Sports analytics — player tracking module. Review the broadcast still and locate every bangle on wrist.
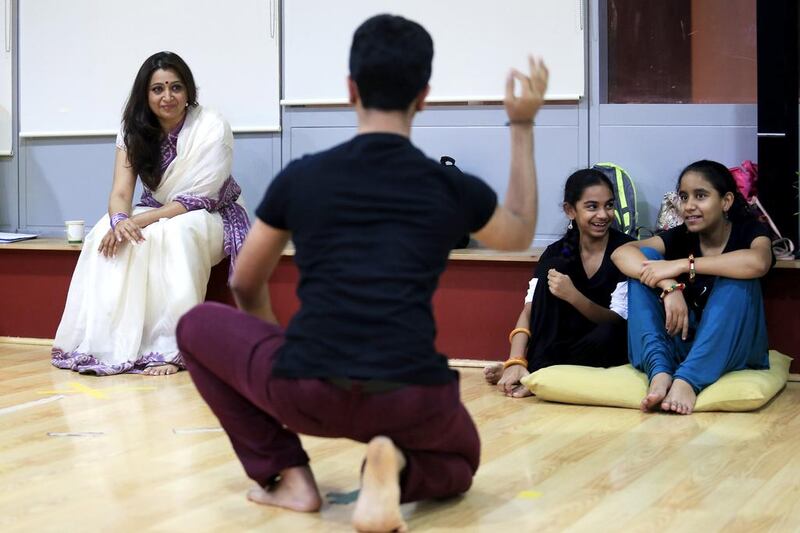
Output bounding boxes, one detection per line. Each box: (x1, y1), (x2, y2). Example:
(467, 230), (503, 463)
(508, 327), (531, 344)
(688, 254), (696, 282)
(659, 282), (686, 300)
(110, 212), (129, 230)
(503, 358), (528, 370)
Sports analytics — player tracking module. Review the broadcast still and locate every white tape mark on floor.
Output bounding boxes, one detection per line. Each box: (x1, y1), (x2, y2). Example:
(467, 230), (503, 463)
(173, 427), (224, 434)
(0, 395), (65, 416)
(47, 432), (105, 437)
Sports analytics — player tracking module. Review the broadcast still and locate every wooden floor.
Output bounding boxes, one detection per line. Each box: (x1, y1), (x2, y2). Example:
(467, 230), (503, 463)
(2, 344), (800, 532)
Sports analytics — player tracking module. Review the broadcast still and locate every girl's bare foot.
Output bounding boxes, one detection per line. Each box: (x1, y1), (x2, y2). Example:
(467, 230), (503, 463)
(247, 465), (322, 512)
(509, 384), (533, 398)
(484, 363), (504, 385)
(641, 372), (672, 412)
(352, 436), (407, 533)
(142, 363), (180, 376)
(661, 378), (697, 415)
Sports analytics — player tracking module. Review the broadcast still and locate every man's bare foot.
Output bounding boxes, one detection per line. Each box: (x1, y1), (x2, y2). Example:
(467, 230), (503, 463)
(142, 363), (180, 376)
(661, 378), (697, 415)
(484, 363), (504, 385)
(352, 436), (408, 533)
(247, 465), (322, 512)
(641, 372), (672, 412)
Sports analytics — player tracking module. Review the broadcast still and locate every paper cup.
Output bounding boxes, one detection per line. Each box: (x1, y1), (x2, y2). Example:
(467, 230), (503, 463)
(65, 220), (85, 244)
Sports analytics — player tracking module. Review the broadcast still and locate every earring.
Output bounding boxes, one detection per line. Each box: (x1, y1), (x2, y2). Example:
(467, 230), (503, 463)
(568, 220), (573, 230)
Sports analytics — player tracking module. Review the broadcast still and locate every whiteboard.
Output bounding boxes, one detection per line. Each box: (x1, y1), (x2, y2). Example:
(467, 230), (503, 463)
(19, 0), (280, 137)
(1, 0), (11, 155)
(283, 0), (585, 105)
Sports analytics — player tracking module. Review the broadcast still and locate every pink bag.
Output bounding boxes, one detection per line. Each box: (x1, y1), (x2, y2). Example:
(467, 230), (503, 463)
(729, 161), (795, 260)
(729, 160), (759, 200)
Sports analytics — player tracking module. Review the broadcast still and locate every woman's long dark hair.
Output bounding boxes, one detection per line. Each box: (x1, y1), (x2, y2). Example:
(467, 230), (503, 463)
(677, 160), (756, 223)
(560, 169), (615, 262)
(122, 51), (198, 190)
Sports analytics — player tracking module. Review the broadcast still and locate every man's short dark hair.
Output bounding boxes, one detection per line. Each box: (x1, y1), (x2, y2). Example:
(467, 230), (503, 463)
(349, 14), (434, 111)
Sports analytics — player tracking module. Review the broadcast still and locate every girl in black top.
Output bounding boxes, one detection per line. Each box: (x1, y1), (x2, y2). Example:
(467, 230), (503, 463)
(485, 169), (633, 398)
(612, 160), (772, 415)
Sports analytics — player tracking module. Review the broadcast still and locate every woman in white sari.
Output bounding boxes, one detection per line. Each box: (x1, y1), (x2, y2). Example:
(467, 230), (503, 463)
(52, 51), (249, 376)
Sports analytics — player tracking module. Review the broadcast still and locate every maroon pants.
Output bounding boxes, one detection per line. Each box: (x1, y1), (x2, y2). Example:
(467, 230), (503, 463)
(176, 302), (481, 503)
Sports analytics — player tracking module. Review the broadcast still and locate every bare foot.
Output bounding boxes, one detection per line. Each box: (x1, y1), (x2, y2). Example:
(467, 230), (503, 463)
(661, 378), (697, 415)
(509, 384), (533, 398)
(247, 465), (322, 512)
(352, 436), (408, 533)
(142, 363), (181, 376)
(484, 363), (504, 385)
(641, 372), (672, 412)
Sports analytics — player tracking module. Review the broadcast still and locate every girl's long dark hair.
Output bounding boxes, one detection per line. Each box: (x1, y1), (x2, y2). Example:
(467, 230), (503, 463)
(560, 169), (615, 262)
(677, 160), (756, 223)
(121, 51), (198, 190)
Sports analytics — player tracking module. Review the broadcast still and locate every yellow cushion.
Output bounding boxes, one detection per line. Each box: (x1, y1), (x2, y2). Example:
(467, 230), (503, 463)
(519, 350), (791, 412)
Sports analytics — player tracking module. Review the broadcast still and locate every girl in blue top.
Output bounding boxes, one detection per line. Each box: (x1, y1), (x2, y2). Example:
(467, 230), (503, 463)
(612, 160), (772, 414)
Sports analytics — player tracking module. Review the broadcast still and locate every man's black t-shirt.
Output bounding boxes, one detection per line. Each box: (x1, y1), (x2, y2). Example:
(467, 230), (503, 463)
(659, 218), (772, 313)
(256, 133), (498, 384)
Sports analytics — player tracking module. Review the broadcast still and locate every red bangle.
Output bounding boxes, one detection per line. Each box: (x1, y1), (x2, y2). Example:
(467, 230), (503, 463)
(660, 282), (686, 300)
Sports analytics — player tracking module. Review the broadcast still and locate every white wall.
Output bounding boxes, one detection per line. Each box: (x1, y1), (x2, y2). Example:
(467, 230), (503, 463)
(19, 0), (280, 136)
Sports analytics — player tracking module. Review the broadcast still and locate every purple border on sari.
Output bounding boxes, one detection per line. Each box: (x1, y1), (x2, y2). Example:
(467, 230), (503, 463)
(138, 176), (250, 278)
(159, 117), (183, 174)
(135, 117), (250, 278)
(51, 348), (185, 376)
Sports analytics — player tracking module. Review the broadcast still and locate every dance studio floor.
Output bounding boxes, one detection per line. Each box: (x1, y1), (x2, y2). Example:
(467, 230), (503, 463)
(2, 342), (800, 532)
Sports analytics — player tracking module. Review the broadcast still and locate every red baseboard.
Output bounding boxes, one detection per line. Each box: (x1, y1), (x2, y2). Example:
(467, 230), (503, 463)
(2, 249), (798, 372)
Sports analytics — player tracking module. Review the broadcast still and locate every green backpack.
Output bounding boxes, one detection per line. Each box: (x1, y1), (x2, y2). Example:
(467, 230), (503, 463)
(592, 162), (639, 238)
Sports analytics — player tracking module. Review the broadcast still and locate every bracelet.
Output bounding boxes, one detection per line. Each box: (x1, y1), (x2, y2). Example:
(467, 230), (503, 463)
(508, 327), (531, 344)
(688, 254), (696, 282)
(503, 358), (528, 370)
(659, 282), (686, 300)
(110, 212), (129, 230)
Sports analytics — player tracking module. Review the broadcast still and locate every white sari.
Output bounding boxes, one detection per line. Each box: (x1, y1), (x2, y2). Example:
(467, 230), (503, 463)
(52, 106), (247, 375)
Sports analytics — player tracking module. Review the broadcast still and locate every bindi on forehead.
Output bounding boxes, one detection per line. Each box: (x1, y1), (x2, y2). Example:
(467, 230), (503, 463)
(150, 69), (181, 83)
(150, 81), (181, 88)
